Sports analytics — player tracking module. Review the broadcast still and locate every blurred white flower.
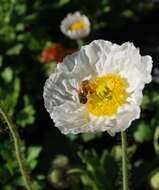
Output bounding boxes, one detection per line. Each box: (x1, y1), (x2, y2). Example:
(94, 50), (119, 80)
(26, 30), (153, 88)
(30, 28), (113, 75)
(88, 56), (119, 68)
(43, 40), (152, 136)
(60, 11), (90, 40)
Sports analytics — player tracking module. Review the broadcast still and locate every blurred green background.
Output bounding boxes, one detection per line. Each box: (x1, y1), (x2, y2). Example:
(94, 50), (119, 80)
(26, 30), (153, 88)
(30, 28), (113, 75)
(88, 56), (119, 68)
(0, 0), (159, 189)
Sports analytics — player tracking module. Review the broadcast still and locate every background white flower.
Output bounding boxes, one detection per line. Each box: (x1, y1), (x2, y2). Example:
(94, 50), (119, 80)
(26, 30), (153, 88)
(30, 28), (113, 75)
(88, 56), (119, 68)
(43, 40), (152, 136)
(60, 11), (90, 40)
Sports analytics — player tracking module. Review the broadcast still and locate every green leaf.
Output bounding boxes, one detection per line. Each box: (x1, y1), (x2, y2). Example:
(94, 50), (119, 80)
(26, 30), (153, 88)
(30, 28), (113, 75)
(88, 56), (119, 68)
(111, 144), (137, 162)
(154, 126), (159, 155)
(16, 95), (35, 127)
(54, 0), (70, 7)
(3, 185), (13, 190)
(0, 55), (3, 67)
(111, 145), (122, 161)
(80, 175), (93, 187)
(1, 67), (13, 83)
(10, 78), (21, 110)
(31, 180), (44, 190)
(26, 146), (42, 170)
(43, 61), (57, 76)
(149, 168), (159, 190)
(16, 34), (26, 41)
(0, 142), (18, 175)
(102, 6), (111, 13)
(134, 121), (153, 142)
(0, 77), (21, 115)
(15, 23), (25, 32)
(44, 41), (55, 49)
(29, 160), (38, 170)
(127, 144), (137, 159)
(15, 4), (27, 16)
(141, 95), (150, 110)
(152, 93), (159, 104)
(134, 160), (144, 167)
(15, 174), (45, 190)
(81, 133), (97, 142)
(6, 44), (23, 56)
(78, 149), (117, 190)
(100, 150), (109, 167)
(122, 10), (135, 18)
(52, 155), (69, 168)
(28, 38), (41, 51)
(66, 134), (78, 141)
(93, 22), (106, 30)
(27, 146), (42, 163)
(25, 13), (37, 22)
(67, 168), (84, 175)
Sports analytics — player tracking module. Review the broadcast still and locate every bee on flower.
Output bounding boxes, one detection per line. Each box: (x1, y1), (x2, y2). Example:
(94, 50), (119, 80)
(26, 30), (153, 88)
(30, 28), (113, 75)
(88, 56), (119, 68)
(60, 11), (91, 40)
(77, 80), (93, 104)
(43, 40), (152, 136)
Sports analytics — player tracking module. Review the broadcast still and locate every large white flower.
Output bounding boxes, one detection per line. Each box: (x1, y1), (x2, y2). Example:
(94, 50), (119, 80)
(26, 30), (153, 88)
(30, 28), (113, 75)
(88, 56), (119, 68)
(43, 40), (152, 136)
(60, 11), (90, 40)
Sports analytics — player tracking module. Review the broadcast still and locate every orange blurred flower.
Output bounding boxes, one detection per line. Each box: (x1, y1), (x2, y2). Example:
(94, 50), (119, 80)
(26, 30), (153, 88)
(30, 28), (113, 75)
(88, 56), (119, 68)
(40, 44), (77, 63)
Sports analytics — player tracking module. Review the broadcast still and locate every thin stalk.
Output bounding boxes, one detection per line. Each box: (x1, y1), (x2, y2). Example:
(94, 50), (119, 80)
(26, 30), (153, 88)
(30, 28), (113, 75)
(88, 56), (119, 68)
(0, 104), (32, 190)
(77, 39), (84, 48)
(121, 131), (129, 190)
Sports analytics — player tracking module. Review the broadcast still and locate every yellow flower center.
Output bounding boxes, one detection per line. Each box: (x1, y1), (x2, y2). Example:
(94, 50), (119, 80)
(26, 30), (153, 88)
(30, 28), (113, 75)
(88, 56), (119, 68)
(85, 74), (129, 117)
(69, 21), (86, 31)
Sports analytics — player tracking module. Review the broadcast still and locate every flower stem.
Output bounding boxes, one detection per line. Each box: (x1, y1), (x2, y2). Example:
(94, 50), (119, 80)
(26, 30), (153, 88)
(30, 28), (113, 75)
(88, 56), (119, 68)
(0, 104), (32, 190)
(77, 39), (84, 48)
(121, 131), (129, 190)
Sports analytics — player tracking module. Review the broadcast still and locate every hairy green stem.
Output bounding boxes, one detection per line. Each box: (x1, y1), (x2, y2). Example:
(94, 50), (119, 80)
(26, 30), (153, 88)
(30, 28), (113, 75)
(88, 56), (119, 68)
(0, 104), (32, 190)
(121, 131), (129, 190)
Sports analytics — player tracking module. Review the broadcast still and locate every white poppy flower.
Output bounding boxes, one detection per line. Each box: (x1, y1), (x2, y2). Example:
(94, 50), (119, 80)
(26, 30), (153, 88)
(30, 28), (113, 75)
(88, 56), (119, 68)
(43, 40), (152, 136)
(60, 11), (90, 40)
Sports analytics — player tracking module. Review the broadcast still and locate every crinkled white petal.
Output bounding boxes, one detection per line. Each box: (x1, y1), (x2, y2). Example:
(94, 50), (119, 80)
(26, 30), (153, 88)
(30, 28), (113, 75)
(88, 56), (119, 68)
(51, 101), (116, 134)
(60, 11), (90, 40)
(107, 104), (140, 136)
(43, 40), (153, 136)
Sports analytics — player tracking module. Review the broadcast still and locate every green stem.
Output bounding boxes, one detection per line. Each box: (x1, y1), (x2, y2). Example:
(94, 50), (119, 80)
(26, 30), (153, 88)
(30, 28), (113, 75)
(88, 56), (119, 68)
(0, 104), (32, 190)
(77, 39), (84, 48)
(121, 131), (129, 190)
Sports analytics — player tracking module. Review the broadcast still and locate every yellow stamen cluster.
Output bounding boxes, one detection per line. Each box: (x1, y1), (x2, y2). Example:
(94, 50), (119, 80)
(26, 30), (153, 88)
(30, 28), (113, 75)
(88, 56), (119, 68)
(85, 74), (129, 117)
(69, 21), (86, 31)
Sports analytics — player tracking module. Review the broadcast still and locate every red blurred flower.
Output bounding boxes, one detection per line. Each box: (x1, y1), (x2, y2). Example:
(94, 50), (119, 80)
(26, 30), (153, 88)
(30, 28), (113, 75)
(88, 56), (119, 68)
(40, 44), (77, 63)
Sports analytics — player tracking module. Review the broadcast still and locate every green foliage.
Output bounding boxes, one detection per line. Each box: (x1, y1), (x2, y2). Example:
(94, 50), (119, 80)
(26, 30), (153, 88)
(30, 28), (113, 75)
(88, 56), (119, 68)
(77, 145), (137, 190)
(6, 44), (23, 56)
(53, 0), (71, 8)
(16, 96), (35, 127)
(0, 55), (3, 67)
(134, 121), (153, 142)
(0, 141), (18, 176)
(67, 132), (102, 142)
(26, 146), (42, 170)
(43, 61), (57, 76)
(149, 168), (159, 190)
(0, 140), (43, 190)
(154, 126), (159, 155)
(0, 0), (26, 42)
(0, 76), (21, 115)
(78, 149), (118, 190)
(81, 133), (102, 142)
(1, 67), (13, 83)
